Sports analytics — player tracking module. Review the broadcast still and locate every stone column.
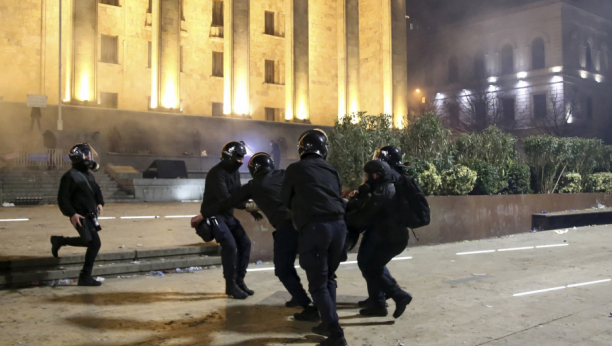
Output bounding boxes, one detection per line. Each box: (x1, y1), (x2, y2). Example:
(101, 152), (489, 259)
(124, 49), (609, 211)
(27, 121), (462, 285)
(150, 0), (160, 108)
(390, 0), (408, 127)
(62, 0), (74, 103)
(338, 0), (359, 118)
(284, 0), (294, 120)
(224, 0), (233, 114)
(72, 0), (97, 103)
(232, 0), (249, 116)
(293, 0), (309, 122)
(159, 0), (180, 109)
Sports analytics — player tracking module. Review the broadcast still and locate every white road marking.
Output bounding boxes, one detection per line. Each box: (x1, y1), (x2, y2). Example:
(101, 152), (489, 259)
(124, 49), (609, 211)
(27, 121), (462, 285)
(513, 286), (566, 297)
(120, 216), (159, 219)
(498, 246), (534, 252)
(566, 279), (611, 288)
(247, 265), (300, 272)
(391, 256), (413, 261)
(0, 218), (29, 222)
(457, 250), (496, 255)
(535, 244), (569, 248)
(98, 217), (116, 220)
(165, 215), (196, 218)
(341, 261), (358, 265)
(514, 279), (611, 296)
(247, 260), (411, 273)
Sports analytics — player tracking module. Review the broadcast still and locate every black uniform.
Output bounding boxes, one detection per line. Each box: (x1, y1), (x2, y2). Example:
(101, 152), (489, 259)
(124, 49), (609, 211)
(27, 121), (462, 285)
(201, 161), (251, 284)
(216, 169), (312, 308)
(57, 167), (104, 277)
(345, 173), (410, 310)
(281, 154), (347, 337)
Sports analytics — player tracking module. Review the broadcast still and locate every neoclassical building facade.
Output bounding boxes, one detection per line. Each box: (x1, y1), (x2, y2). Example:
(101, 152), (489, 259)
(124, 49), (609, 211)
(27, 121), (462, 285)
(0, 0), (408, 127)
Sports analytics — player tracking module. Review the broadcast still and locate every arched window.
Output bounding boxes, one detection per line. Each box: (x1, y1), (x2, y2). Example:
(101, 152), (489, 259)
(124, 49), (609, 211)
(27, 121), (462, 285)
(448, 55), (459, 83)
(501, 44), (514, 75)
(474, 51), (486, 79)
(586, 42), (594, 71)
(531, 38), (545, 70)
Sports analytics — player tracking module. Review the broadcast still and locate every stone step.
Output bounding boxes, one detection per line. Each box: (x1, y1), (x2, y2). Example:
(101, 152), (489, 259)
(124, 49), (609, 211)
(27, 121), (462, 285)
(0, 245), (221, 287)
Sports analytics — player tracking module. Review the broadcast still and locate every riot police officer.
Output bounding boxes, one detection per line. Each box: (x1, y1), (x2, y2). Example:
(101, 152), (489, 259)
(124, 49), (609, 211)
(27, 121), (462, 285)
(345, 160), (413, 318)
(50, 143), (104, 286)
(211, 152), (313, 310)
(192, 141), (254, 299)
(281, 129), (348, 346)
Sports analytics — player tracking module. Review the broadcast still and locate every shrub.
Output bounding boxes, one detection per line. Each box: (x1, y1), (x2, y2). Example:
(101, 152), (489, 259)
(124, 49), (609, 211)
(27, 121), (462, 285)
(440, 165), (477, 196)
(405, 160), (442, 196)
(453, 125), (517, 170)
(523, 135), (574, 194)
(584, 172), (612, 193)
(328, 113), (399, 190)
(557, 173), (582, 193)
(506, 163), (532, 194)
(464, 160), (507, 195)
(399, 112), (452, 162)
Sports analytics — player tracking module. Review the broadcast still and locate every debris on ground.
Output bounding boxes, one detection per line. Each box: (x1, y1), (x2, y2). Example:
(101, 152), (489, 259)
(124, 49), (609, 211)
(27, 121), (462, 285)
(256, 260), (263, 265)
(554, 229), (569, 234)
(530, 229), (538, 233)
(137, 244), (143, 247)
(185, 267), (202, 272)
(148, 271), (164, 277)
(541, 211), (547, 214)
(95, 277), (105, 282)
(396, 341), (405, 346)
(119, 245), (125, 248)
(131, 261), (141, 264)
(2, 202), (15, 207)
(51, 279), (72, 286)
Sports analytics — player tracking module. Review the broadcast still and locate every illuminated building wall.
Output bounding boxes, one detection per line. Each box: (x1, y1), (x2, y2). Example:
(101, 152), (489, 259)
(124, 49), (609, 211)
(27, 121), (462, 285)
(0, 0), (408, 128)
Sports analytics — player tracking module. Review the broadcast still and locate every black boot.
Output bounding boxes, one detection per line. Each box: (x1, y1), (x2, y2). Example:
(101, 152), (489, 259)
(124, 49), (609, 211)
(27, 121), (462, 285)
(285, 297), (300, 308)
(78, 273), (102, 287)
(294, 305), (320, 322)
(225, 280), (248, 299)
(50, 236), (63, 258)
(392, 292), (413, 318)
(320, 336), (348, 346)
(358, 297), (388, 308)
(312, 322), (331, 337)
(359, 305), (388, 317)
(237, 282), (254, 295)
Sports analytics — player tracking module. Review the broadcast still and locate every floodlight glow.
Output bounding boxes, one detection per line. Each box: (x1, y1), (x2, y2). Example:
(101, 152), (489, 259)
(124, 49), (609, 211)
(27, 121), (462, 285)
(517, 71), (528, 79)
(595, 74), (603, 83)
(487, 76), (498, 83)
(580, 70), (588, 79)
(416, 89), (421, 93)
(551, 66), (563, 73)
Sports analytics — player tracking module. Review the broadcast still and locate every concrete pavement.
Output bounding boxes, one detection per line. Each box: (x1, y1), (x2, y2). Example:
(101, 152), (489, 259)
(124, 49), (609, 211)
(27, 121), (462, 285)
(0, 224), (611, 345)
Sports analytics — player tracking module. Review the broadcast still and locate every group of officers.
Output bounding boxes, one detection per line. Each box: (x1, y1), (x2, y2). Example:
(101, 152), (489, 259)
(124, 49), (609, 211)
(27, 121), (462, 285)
(50, 129), (416, 346)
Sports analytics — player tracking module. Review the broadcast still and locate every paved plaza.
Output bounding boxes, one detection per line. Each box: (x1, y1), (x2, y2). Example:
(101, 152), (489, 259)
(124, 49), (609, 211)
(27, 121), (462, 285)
(0, 211), (611, 345)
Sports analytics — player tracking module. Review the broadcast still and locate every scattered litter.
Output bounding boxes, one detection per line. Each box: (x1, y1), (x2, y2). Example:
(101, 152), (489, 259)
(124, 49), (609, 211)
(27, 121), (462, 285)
(598, 203), (606, 209)
(95, 277), (105, 282)
(486, 305), (493, 308)
(185, 267), (202, 272)
(610, 312), (612, 317)
(570, 209), (575, 212)
(137, 244), (143, 247)
(176, 268), (182, 273)
(131, 261), (141, 264)
(473, 274), (487, 276)
(119, 245), (125, 248)
(541, 211), (547, 214)
(554, 229), (569, 234)
(530, 229), (537, 233)
(573, 227), (577, 230)
(1, 202), (15, 207)
(256, 260), (263, 265)
(51, 279), (72, 286)
(165, 320), (175, 326)
(396, 341), (405, 346)
(149, 271), (164, 277)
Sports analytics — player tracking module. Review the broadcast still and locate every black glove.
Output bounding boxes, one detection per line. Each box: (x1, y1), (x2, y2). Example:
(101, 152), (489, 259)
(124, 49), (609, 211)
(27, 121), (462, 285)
(356, 183), (371, 199)
(250, 211), (264, 221)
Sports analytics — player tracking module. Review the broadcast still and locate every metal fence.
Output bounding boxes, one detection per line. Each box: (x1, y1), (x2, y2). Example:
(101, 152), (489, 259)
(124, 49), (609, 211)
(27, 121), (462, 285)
(3, 149), (71, 168)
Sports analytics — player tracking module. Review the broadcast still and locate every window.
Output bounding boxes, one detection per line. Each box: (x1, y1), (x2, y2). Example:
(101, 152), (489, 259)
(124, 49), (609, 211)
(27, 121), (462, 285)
(501, 44), (514, 75)
(265, 11), (275, 35)
(502, 98), (515, 121)
(586, 42), (594, 72)
(265, 60), (275, 83)
(147, 41), (152, 68)
(533, 94), (547, 119)
(474, 51), (486, 79)
(212, 1), (223, 27)
(100, 92), (118, 108)
(212, 51), (223, 77)
(100, 0), (119, 6)
(587, 97), (593, 119)
(448, 56), (459, 83)
(147, 0), (152, 13)
(212, 102), (224, 117)
(265, 108), (276, 121)
(447, 102), (460, 127)
(531, 38), (545, 70)
(101, 35), (118, 64)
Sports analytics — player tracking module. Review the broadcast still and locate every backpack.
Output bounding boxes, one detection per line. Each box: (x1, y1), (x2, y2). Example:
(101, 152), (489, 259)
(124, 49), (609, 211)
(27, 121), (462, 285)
(195, 217), (218, 242)
(394, 175), (431, 229)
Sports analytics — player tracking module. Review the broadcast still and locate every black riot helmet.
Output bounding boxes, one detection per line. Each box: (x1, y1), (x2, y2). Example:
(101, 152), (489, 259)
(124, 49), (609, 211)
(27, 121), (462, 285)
(298, 129), (329, 160)
(373, 145), (405, 168)
(221, 141), (247, 163)
(248, 152), (275, 177)
(363, 160), (390, 181)
(69, 143), (100, 172)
